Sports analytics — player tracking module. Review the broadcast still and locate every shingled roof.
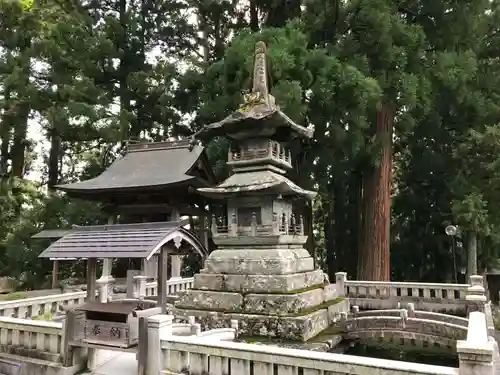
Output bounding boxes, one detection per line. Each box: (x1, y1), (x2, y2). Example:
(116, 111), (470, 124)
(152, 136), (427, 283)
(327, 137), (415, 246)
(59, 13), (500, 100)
(55, 140), (214, 196)
(38, 220), (208, 260)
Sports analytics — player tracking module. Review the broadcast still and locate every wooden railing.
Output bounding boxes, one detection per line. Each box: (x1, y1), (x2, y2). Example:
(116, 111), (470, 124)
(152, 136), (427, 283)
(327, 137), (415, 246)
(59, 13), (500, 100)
(0, 291), (86, 319)
(160, 335), (458, 375)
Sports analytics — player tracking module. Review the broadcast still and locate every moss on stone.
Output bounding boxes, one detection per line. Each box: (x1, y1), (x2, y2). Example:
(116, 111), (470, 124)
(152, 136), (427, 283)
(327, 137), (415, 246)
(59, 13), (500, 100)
(175, 297), (345, 317)
(187, 283), (328, 297)
(0, 291), (27, 301)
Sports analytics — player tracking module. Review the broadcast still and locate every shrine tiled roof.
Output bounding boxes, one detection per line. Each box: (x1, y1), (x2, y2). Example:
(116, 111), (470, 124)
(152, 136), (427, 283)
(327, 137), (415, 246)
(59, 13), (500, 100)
(55, 140), (212, 195)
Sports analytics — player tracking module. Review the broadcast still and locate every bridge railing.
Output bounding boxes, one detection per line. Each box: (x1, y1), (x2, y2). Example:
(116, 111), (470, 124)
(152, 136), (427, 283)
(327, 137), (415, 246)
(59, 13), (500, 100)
(352, 305), (469, 328)
(336, 272), (486, 314)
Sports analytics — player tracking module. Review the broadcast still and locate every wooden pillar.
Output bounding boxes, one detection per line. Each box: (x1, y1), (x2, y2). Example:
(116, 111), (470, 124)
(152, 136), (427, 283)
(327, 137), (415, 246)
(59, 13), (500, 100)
(157, 246), (168, 314)
(86, 258), (97, 302)
(51, 260), (59, 289)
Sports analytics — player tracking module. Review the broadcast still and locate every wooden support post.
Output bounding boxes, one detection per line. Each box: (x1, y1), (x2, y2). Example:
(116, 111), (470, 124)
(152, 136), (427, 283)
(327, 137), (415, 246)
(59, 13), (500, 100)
(52, 260), (59, 289)
(86, 258), (97, 302)
(157, 246), (168, 314)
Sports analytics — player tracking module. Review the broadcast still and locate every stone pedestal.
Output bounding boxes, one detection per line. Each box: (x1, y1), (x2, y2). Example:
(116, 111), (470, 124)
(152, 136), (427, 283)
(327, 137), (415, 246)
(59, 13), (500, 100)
(174, 238), (344, 341)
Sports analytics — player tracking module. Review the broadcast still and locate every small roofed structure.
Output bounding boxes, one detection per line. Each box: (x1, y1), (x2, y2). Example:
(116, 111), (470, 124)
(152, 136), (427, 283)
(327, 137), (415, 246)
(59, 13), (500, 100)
(36, 139), (217, 289)
(37, 220), (208, 260)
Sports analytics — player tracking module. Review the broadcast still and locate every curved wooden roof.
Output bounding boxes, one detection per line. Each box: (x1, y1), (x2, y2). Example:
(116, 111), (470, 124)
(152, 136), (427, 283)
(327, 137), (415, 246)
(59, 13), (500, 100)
(55, 140), (215, 196)
(37, 221), (209, 260)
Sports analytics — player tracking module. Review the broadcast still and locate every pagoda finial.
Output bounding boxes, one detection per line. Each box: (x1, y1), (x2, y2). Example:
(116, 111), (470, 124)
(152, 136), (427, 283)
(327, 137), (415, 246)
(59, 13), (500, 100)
(239, 41), (275, 111)
(252, 41), (269, 103)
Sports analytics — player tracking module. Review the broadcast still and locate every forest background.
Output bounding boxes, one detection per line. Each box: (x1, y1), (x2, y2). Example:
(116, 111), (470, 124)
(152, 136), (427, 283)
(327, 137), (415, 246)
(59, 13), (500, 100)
(2, 0), (500, 289)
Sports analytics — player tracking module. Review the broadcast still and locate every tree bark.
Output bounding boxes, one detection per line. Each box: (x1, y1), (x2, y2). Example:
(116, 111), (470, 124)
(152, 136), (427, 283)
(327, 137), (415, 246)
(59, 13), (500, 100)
(47, 128), (61, 190)
(358, 101), (394, 281)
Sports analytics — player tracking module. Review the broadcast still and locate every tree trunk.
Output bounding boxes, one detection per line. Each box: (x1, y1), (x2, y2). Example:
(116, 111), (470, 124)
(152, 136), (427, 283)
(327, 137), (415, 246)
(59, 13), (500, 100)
(0, 89), (12, 176)
(47, 128), (61, 190)
(10, 103), (29, 178)
(358, 101), (394, 281)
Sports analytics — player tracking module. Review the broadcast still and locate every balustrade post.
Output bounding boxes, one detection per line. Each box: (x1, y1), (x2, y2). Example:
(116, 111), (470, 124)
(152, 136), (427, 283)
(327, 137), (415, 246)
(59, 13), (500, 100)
(272, 212), (279, 234)
(291, 214), (296, 235)
(169, 255), (184, 280)
(299, 215), (304, 235)
(211, 214), (218, 235)
(231, 319), (239, 339)
(335, 272), (347, 297)
(457, 312), (495, 375)
(133, 275), (148, 300)
(146, 314), (173, 375)
(251, 212), (257, 236)
(407, 302), (415, 317)
(230, 213), (238, 236)
(467, 275), (487, 314)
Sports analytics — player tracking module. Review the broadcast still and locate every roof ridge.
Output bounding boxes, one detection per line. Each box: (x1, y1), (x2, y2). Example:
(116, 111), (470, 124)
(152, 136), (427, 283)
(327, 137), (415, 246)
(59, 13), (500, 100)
(127, 139), (194, 153)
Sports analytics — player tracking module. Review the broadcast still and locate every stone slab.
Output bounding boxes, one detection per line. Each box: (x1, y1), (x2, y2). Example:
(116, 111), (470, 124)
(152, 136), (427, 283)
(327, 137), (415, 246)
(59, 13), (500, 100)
(204, 248), (314, 275)
(213, 235), (308, 247)
(244, 289), (324, 314)
(171, 307), (330, 342)
(176, 290), (243, 311)
(193, 269), (325, 293)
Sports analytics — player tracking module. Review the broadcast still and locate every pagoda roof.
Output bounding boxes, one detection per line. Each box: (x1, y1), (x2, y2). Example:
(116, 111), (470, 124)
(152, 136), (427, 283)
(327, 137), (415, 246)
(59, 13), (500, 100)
(197, 169), (316, 200)
(192, 105), (314, 143)
(56, 140), (215, 198)
(192, 41), (314, 144)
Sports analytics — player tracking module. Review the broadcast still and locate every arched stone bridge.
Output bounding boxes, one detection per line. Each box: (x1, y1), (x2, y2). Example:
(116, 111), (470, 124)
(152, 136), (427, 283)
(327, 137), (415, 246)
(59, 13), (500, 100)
(342, 305), (468, 350)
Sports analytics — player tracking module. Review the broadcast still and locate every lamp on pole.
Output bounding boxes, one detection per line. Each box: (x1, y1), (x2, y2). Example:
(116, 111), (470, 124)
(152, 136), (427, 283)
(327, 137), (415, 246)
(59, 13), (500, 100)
(445, 225), (458, 283)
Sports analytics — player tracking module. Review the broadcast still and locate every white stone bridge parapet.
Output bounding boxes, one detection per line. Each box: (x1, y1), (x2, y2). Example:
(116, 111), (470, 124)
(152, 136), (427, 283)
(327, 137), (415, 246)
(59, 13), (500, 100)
(343, 305), (468, 350)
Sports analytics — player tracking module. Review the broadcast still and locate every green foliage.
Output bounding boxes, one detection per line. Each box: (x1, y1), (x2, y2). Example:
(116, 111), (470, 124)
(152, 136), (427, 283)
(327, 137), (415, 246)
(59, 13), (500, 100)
(1, 0), (500, 287)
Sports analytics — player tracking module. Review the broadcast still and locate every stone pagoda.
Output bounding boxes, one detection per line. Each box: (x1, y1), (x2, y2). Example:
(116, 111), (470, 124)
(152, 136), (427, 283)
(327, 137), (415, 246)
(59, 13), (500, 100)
(174, 42), (339, 342)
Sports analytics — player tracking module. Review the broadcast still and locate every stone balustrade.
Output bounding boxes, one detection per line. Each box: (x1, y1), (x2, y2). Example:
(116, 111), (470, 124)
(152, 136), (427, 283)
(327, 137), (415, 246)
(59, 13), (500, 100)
(352, 307), (469, 327)
(159, 331), (458, 375)
(338, 272), (474, 314)
(144, 277), (194, 297)
(0, 316), (63, 362)
(0, 291), (87, 319)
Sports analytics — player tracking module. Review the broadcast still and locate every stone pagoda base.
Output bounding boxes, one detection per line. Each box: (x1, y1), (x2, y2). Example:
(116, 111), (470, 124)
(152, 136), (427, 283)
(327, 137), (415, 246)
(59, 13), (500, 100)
(173, 268), (349, 341)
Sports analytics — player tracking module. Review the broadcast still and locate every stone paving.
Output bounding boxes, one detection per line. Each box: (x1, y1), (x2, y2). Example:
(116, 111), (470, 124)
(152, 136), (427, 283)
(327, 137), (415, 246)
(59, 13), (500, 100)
(81, 350), (137, 375)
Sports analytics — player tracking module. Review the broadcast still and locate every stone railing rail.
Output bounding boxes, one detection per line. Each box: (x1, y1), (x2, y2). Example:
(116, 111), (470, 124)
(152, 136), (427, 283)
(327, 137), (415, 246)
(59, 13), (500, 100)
(352, 308), (469, 328)
(336, 273), (475, 313)
(145, 277), (194, 297)
(0, 291), (86, 319)
(345, 315), (467, 340)
(160, 334), (458, 375)
(0, 316), (63, 362)
(344, 280), (468, 300)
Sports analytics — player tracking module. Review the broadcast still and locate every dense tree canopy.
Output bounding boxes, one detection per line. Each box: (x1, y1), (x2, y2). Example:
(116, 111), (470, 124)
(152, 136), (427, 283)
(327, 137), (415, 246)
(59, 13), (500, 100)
(2, 0), (500, 289)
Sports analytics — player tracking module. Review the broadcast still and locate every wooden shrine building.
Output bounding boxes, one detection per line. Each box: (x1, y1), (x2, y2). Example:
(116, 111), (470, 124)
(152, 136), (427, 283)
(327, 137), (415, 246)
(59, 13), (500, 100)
(34, 139), (216, 288)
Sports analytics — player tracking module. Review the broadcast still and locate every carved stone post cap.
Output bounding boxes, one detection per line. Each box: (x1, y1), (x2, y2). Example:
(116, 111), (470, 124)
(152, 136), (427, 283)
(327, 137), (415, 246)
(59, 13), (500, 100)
(148, 314), (174, 329)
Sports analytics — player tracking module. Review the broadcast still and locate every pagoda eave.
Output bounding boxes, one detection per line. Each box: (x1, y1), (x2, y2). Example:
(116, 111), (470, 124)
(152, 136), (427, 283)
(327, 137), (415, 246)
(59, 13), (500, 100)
(194, 110), (313, 143)
(197, 183), (316, 200)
